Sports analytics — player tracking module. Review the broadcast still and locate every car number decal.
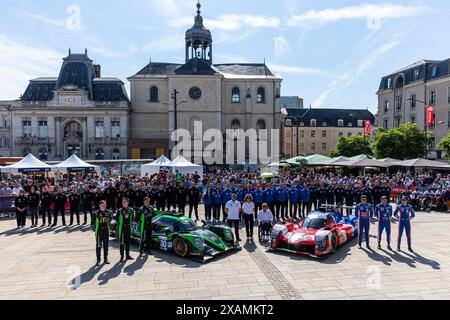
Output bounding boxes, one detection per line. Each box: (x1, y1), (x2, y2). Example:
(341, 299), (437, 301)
(160, 238), (173, 250)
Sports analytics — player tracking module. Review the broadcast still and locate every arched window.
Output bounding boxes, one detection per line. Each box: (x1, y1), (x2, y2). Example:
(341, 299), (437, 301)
(310, 119), (317, 127)
(95, 148), (105, 160)
(231, 87), (240, 103)
(39, 148), (48, 160)
(150, 86), (159, 102)
(257, 87), (265, 103)
(357, 120), (363, 127)
(256, 120), (266, 130)
(322, 122), (327, 127)
(338, 119), (344, 127)
(231, 119), (241, 130)
(299, 122), (305, 127)
(112, 149), (120, 160)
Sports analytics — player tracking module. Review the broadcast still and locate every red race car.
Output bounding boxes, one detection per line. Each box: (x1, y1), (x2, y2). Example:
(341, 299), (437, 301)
(269, 212), (356, 257)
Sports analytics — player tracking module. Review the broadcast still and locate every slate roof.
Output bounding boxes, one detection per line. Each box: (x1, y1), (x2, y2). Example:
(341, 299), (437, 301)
(132, 61), (277, 78)
(21, 52), (129, 102)
(285, 108), (375, 127)
(378, 59), (450, 92)
(174, 58), (217, 75)
(214, 63), (275, 78)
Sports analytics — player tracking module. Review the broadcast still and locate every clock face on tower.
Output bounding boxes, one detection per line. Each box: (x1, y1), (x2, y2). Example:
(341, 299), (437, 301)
(189, 86), (202, 100)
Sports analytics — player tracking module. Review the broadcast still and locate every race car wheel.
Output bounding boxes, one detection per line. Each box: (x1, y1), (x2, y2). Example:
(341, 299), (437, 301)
(173, 237), (189, 258)
(330, 233), (337, 253)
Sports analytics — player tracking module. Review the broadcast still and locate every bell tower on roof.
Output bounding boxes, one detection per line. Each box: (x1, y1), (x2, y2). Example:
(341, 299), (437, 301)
(185, 1), (213, 65)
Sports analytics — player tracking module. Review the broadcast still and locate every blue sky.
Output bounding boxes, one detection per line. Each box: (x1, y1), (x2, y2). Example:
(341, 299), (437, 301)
(0, 0), (449, 113)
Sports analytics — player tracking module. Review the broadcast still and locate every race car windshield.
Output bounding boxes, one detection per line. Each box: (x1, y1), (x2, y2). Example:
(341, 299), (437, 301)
(302, 218), (327, 229)
(176, 220), (199, 232)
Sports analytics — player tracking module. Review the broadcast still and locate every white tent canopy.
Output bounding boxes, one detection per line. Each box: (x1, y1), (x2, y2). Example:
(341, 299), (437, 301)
(140, 155), (173, 177)
(53, 154), (99, 172)
(393, 158), (450, 169)
(171, 155), (203, 176)
(0, 154), (54, 173)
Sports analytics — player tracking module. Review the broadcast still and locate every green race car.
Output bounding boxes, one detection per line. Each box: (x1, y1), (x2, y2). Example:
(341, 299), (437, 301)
(110, 210), (240, 262)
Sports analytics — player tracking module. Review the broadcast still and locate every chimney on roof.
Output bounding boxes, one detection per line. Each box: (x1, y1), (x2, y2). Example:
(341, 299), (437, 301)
(94, 64), (101, 78)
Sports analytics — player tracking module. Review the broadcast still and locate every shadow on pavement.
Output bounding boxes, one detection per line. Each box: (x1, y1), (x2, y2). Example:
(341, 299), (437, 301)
(385, 250), (441, 270)
(363, 247), (393, 266)
(243, 239), (257, 253)
(97, 261), (126, 285)
(124, 254), (148, 276)
(74, 264), (105, 288)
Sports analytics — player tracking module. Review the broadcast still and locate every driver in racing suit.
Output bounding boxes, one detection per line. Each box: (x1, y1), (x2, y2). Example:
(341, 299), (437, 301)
(139, 197), (154, 255)
(94, 200), (111, 266)
(394, 197), (415, 252)
(374, 196), (393, 251)
(116, 197), (135, 261)
(354, 195), (374, 250)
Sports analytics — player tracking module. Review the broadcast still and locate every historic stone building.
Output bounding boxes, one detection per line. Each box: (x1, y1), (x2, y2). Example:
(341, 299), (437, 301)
(128, 2), (283, 164)
(0, 102), (12, 157)
(9, 50), (130, 161)
(282, 108), (375, 158)
(377, 59), (450, 159)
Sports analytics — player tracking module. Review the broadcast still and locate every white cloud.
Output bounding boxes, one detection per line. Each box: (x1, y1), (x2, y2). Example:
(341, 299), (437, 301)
(0, 35), (63, 100)
(169, 14), (280, 30)
(312, 38), (400, 108)
(268, 64), (323, 76)
(287, 3), (429, 28)
(19, 11), (67, 29)
(273, 36), (290, 60)
(142, 34), (185, 52)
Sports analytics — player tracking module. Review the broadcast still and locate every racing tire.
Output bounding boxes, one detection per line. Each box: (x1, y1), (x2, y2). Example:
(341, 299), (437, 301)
(173, 237), (189, 258)
(330, 233), (338, 253)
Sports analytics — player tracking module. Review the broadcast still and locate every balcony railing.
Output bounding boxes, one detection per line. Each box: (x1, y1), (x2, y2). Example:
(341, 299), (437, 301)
(88, 137), (127, 146)
(15, 136), (53, 146)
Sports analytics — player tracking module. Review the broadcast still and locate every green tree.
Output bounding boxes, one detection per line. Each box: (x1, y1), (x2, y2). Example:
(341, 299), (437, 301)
(438, 132), (450, 160)
(330, 135), (372, 158)
(373, 123), (431, 159)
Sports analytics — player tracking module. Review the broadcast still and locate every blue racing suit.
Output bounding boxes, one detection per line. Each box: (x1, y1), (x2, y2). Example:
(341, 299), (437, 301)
(375, 203), (392, 244)
(394, 204), (415, 248)
(354, 203), (374, 247)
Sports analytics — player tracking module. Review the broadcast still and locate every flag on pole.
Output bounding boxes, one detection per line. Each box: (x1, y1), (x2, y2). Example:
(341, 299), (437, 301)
(364, 120), (371, 135)
(426, 106), (434, 126)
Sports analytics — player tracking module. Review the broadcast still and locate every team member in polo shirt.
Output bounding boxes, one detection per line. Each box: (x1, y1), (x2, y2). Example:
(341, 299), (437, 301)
(241, 194), (255, 241)
(225, 193), (241, 242)
(14, 190), (28, 229)
(94, 200), (111, 266)
(252, 185), (264, 219)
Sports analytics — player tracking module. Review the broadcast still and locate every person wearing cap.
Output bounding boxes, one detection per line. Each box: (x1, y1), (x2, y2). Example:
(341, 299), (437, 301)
(394, 196), (415, 252)
(374, 196), (393, 250)
(354, 195), (374, 249)
(116, 197), (134, 261)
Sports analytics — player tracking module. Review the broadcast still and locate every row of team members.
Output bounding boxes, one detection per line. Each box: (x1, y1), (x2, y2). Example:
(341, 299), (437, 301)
(355, 195), (414, 252)
(14, 181), (390, 229)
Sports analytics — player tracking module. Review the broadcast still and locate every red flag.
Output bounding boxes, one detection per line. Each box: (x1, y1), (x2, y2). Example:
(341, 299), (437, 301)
(426, 106), (434, 126)
(364, 120), (371, 135)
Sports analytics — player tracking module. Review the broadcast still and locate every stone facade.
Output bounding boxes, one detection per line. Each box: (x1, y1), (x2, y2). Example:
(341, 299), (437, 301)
(377, 59), (450, 159)
(282, 108), (375, 158)
(7, 51), (130, 161)
(128, 3), (282, 165)
(0, 102), (12, 157)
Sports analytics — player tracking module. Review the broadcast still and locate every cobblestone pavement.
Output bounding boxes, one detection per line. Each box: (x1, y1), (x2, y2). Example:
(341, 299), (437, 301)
(1, 208), (450, 300)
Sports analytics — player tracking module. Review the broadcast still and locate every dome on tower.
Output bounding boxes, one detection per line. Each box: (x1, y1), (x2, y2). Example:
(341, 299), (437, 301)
(185, 2), (212, 43)
(184, 2), (213, 64)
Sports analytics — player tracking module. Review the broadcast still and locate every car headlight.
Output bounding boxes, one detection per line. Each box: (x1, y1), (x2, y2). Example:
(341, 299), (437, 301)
(194, 237), (204, 248)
